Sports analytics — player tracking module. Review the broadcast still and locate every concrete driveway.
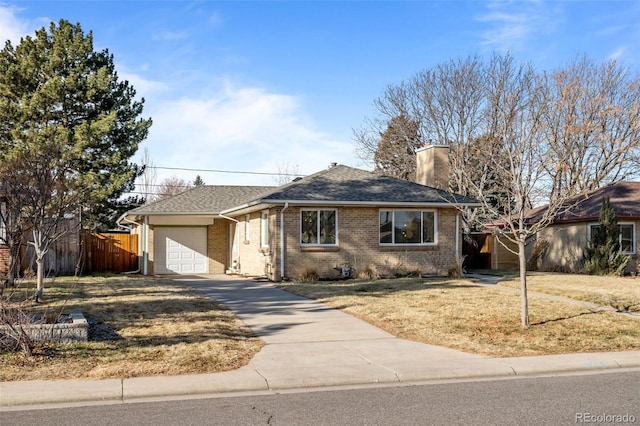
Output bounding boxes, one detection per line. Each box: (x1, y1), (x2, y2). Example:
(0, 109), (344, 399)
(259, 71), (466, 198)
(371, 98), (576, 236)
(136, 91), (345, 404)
(172, 275), (508, 389)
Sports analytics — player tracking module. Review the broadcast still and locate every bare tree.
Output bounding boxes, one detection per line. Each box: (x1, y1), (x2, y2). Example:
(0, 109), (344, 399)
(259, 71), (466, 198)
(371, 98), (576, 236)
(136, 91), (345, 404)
(155, 176), (192, 201)
(272, 161), (301, 186)
(355, 53), (640, 327)
(542, 56), (640, 194)
(355, 55), (490, 233)
(138, 147), (157, 204)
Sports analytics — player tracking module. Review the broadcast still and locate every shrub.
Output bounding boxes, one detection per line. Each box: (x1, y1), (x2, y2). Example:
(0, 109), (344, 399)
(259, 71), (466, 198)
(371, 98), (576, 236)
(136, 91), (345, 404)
(583, 198), (630, 276)
(357, 265), (379, 280)
(447, 255), (466, 278)
(298, 268), (319, 282)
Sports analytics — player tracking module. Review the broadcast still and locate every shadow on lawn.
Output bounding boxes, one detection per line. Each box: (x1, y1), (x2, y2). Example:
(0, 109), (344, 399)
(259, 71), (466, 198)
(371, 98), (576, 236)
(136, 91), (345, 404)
(531, 309), (603, 326)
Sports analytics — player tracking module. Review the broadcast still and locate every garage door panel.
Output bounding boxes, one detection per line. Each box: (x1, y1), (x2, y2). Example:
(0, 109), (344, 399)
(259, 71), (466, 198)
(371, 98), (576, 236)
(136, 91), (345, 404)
(155, 227), (208, 274)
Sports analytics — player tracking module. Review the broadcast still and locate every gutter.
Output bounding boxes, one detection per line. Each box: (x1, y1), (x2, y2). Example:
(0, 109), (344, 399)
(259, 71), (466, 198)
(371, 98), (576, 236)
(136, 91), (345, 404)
(221, 200), (482, 215)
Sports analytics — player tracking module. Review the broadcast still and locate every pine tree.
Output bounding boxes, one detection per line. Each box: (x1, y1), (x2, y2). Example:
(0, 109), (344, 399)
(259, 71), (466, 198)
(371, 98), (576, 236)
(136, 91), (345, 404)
(0, 20), (151, 299)
(193, 175), (205, 186)
(583, 197), (630, 275)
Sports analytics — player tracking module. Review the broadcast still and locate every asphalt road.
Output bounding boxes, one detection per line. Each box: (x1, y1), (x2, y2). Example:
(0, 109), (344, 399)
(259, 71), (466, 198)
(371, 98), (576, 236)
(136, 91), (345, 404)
(2, 370), (638, 425)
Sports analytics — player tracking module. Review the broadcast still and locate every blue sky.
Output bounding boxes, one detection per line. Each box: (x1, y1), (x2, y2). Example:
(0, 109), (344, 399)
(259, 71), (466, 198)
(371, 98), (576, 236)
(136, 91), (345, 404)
(1, 1), (639, 187)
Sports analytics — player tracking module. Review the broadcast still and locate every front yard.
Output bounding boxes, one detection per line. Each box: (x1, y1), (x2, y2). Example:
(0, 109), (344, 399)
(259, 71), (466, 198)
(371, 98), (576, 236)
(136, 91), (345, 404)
(1, 272), (638, 381)
(277, 273), (640, 357)
(0, 275), (263, 381)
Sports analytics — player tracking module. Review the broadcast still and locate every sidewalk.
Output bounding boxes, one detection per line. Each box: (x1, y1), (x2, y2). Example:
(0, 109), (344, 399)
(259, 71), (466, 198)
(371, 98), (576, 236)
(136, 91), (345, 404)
(1, 275), (639, 408)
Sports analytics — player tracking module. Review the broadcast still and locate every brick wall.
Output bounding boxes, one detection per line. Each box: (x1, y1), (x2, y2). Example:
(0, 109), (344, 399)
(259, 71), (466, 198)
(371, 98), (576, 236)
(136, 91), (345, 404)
(0, 246), (8, 276)
(271, 206), (460, 280)
(235, 211), (273, 277)
(416, 145), (449, 189)
(208, 220), (229, 274)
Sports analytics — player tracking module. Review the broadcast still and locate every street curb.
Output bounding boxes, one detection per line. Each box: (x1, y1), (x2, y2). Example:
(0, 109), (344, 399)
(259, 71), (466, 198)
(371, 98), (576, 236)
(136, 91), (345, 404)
(2, 352), (638, 408)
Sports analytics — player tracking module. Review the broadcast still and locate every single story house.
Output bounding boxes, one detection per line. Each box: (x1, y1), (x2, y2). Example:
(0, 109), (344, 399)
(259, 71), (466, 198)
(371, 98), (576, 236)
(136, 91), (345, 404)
(525, 181), (640, 273)
(117, 146), (480, 281)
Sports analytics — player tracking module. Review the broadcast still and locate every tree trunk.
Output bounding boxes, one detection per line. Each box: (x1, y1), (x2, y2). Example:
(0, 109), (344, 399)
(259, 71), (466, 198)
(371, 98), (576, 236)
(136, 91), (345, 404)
(518, 239), (529, 328)
(34, 255), (44, 302)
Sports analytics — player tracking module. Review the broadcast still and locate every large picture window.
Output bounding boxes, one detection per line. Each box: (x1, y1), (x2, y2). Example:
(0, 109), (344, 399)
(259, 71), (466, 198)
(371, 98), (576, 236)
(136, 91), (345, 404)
(589, 223), (636, 254)
(301, 209), (337, 245)
(379, 210), (436, 245)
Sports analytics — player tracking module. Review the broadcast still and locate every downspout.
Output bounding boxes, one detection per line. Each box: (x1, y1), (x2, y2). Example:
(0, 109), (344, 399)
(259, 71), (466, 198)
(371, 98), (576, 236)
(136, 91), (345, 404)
(455, 212), (460, 259)
(218, 213), (240, 273)
(280, 203), (289, 281)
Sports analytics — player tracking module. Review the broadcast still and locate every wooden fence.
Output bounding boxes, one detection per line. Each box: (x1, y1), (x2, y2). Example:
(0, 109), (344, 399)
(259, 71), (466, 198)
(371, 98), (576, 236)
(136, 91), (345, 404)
(83, 232), (138, 274)
(9, 231), (138, 276)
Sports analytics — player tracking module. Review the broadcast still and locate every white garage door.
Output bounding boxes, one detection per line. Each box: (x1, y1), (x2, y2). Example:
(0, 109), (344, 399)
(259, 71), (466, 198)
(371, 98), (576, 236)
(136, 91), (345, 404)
(154, 227), (208, 274)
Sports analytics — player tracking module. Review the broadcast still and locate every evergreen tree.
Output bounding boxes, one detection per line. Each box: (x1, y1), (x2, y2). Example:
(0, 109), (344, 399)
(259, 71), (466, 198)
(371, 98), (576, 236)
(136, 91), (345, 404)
(373, 115), (422, 180)
(193, 175), (205, 186)
(583, 198), (630, 276)
(0, 20), (151, 299)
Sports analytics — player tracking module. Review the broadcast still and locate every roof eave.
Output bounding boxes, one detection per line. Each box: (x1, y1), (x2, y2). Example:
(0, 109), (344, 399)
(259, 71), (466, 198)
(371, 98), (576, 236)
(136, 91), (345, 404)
(221, 199), (481, 215)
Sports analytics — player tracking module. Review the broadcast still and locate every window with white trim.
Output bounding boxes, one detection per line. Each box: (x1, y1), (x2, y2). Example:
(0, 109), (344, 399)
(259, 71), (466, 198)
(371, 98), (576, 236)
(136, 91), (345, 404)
(261, 210), (269, 248)
(244, 214), (250, 242)
(301, 209), (337, 245)
(588, 223), (636, 254)
(379, 210), (436, 245)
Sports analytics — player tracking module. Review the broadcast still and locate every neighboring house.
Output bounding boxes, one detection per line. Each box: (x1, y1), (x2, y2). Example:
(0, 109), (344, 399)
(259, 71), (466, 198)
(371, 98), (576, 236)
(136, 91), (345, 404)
(526, 181), (640, 274)
(118, 146), (480, 280)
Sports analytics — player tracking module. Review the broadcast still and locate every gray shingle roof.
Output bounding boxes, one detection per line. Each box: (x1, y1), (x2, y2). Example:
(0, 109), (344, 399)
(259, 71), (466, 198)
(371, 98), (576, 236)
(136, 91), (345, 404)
(124, 165), (479, 218)
(127, 185), (275, 215)
(224, 165), (479, 211)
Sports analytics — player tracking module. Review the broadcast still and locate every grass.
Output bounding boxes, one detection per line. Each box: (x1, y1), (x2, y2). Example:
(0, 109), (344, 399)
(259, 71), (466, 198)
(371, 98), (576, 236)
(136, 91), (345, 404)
(497, 272), (640, 313)
(0, 275), (263, 382)
(277, 275), (640, 357)
(2, 272), (638, 382)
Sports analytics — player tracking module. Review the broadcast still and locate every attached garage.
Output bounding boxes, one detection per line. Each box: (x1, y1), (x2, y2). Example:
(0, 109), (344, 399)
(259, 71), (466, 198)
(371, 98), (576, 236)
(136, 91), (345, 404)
(154, 227), (208, 274)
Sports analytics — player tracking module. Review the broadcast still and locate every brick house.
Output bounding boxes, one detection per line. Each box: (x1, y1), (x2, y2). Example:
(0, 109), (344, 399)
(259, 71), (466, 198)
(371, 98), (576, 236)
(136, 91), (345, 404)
(118, 146), (480, 280)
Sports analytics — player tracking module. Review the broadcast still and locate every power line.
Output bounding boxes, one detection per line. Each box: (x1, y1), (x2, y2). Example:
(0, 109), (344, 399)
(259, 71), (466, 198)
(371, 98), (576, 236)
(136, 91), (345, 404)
(148, 166), (304, 177)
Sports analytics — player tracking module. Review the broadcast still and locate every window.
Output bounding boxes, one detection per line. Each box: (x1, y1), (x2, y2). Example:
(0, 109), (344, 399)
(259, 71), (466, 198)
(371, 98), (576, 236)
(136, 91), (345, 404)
(379, 210), (436, 245)
(261, 210), (269, 247)
(589, 223), (636, 254)
(301, 209), (337, 245)
(244, 214), (251, 242)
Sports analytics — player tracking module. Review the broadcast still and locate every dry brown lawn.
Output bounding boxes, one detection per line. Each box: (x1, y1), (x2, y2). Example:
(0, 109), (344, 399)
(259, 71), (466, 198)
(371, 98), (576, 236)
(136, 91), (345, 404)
(277, 276), (640, 357)
(0, 275), (263, 381)
(497, 272), (640, 312)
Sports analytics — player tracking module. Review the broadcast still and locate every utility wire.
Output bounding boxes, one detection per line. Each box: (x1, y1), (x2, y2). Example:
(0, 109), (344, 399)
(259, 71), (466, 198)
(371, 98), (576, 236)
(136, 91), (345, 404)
(148, 166), (304, 177)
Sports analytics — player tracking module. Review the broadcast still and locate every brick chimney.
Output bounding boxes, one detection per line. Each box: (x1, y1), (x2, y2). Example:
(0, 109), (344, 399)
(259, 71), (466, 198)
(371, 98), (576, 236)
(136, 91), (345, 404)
(415, 144), (449, 189)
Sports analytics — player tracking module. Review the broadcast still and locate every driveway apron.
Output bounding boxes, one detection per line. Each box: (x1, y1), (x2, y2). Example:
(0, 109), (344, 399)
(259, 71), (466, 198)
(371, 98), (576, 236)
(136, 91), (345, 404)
(173, 275), (508, 389)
